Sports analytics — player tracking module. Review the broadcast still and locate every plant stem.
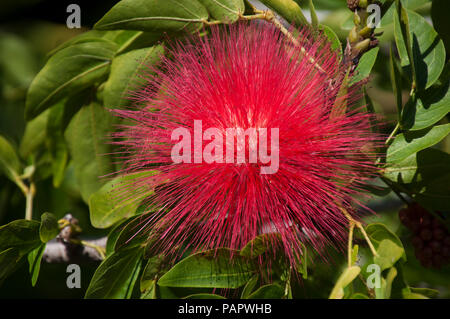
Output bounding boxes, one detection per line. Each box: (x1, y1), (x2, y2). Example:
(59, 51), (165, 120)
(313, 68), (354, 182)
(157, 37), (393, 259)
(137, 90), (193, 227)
(355, 222), (378, 257)
(347, 222), (355, 267)
(339, 206), (378, 257)
(380, 176), (410, 205)
(25, 183), (35, 220)
(14, 175), (35, 220)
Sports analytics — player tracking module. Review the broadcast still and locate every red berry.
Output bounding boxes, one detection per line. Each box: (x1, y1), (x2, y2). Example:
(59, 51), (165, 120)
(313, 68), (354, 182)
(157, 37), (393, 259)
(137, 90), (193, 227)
(420, 215), (431, 227)
(431, 218), (442, 229)
(423, 247), (433, 258)
(433, 228), (445, 241)
(444, 236), (450, 246)
(410, 221), (421, 233)
(411, 236), (423, 249)
(398, 208), (409, 226)
(430, 241), (441, 253)
(432, 255), (443, 268)
(419, 228), (433, 241)
(442, 246), (450, 258)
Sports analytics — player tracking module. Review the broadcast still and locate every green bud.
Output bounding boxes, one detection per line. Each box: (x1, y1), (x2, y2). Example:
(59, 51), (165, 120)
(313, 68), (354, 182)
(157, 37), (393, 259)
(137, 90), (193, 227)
(359, 26), (373, 38)
(349, 26), (359, 43)
(359, 0), (368, 8)
(354, 38), (370, 53)
(353, 11), (361, 25)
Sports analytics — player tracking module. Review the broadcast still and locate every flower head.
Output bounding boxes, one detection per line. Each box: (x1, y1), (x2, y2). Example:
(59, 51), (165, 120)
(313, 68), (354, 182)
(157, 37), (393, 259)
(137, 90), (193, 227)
(111, 22), (381, 270)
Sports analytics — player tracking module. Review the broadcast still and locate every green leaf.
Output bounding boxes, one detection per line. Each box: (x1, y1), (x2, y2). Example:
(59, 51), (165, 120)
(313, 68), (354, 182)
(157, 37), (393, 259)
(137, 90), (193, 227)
(65, 101), (115, 203)
(384, 267), (398, 299)
(39, 212), (59, 243)
(241, 274), (259, 299)
(0, 220), (41, 284)
(384, 148), (450, 184)
(402, 291), (429, 299)
(374, 277), (387, 299)
(374, 239), (404, 271)
(386, 123), (450, 164)
(330, 70), (350, 118)
(0, 135), (22, 183)
(0, 248), (21, 286)
(85, 247), (143, 299)
(308, 0), (318, 29)
(25, 41), (116, 120)
(185, 293), (226, 299)
(0, 32), (37, 88)
(19, 109), (49, 159)
(247, 284), (284, 299)
(114, 31), (164, 55)
(350, 293), (370, 299)
(395, 1), (416, 87)
(409, 287), (439, 298)
(393, 8), (446, 90)
(0, 219), (41, 253)
(297, 243), (308, 279)
(158, 286), (179, 298)
(45, 101), (70, 188)
(390, 46), (403, 119)
(240, 233), (280, 258)
(141, 254), (165, 292)
(381, 0), (430, 26)
(112, 216), (148, 253)
(409, 168), (450, 211)
(365, 223), (404, 251)
(401, 81), (450, 131)
(329, 266), (361, 299)
(47, 32), (116, 57)
(349, 47), (379, 85)
(258, 0), (308, 26)
(198, 0), (244, 23)
(319, 24), (341, 55)
(104, 46), (164, 109)
(27, 243), (46, 287)
(140, 280), (157, 299)
(94, 0), (209, 33)
(105, 218), (134, 257)
(158, 248), (255, 288)
(89, 171), (157, 229)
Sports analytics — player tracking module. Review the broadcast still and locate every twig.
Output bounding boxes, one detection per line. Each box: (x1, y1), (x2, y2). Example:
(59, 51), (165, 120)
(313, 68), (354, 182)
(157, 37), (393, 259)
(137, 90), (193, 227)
(43, 237), (107, 264)
(203, 9), (327, 74)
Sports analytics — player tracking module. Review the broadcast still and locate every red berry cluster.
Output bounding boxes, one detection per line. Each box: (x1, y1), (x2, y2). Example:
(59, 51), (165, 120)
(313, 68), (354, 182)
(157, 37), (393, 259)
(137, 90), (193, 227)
(399, 203), (450, 269)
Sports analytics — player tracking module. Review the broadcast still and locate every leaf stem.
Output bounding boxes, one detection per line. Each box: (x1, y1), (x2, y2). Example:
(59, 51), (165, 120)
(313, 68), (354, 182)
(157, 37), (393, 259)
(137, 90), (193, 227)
(385, 123), (400, 146)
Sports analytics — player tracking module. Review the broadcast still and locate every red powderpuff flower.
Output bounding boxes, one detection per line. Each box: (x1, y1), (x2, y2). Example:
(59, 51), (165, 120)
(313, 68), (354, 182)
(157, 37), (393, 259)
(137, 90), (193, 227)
(111, 22), (381, 269)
